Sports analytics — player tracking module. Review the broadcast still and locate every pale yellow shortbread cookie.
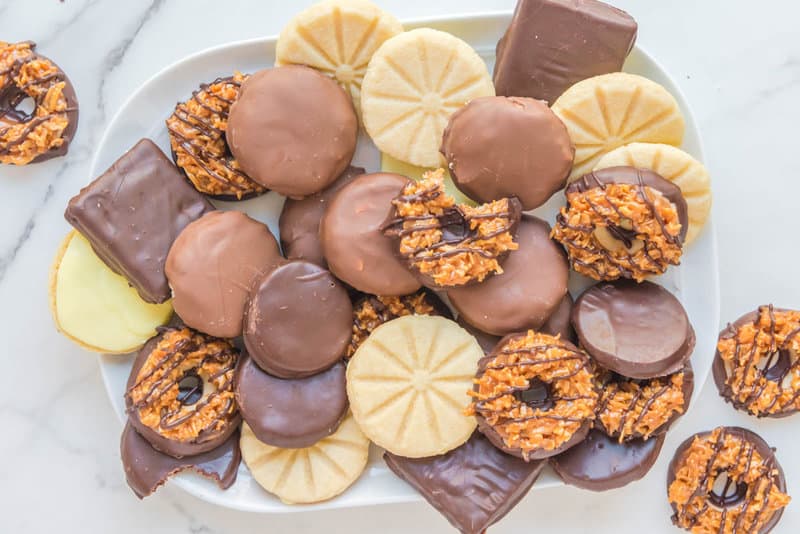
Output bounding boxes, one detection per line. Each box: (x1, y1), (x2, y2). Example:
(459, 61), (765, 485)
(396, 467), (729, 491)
(275, 0), (403, 118)
(595, 143), (712, 244)
(380, 152), (476, 206)
(347, 315), (481, 458)
(361, 28), (494, 168)
(49, 231), (173, 354)
(552, 72), (685, 182)
(240, 414), (369, 504)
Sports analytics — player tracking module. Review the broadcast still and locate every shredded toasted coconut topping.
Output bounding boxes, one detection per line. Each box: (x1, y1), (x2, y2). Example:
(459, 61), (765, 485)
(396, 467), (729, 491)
(468, 331), (598, 459)
(166, 72), (265, 199)
(1, 41), (75, 165)
(717, 305), (800, 416)
(668, 427), (790, 534)
(552, 182), (683, 281)
(597, 368), (687, 442)
(383, 169), (519, 287)
(125, 327), (239, 444)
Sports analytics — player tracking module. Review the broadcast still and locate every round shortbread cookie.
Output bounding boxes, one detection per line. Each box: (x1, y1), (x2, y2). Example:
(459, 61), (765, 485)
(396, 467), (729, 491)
(275, 0), (402, 118)
(552, 73), (685, 182)
(346, 315), (481, 458)
(595, 143), (712, 244)
(49, 231), (173, 354)
(361, 28), (494, 168)
(380, 152), (476, 206)
(593, 143), (712, 245)
(240, 413), (369, 504)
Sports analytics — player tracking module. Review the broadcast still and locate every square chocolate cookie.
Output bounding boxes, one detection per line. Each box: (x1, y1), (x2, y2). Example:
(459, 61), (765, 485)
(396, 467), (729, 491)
(494, 0), (637, 104)
(65, 139), (213, 303)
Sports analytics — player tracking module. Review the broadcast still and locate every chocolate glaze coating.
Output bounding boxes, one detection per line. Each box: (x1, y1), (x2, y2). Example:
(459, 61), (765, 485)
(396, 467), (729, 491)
(713, 308), (799, 419)
(234, 355), (347, 448)
(573, 280), (695, 379)
(667, 427), (788, 534)
(121, 423), (240, 499)
(279, 165), (365, 267)
(66, 139), (214, 303)
(243, 260), (351, 378)
(494, 0), (637, 104)
(384, 432), (547, 534)
(551, 429), (665, 491)
(441, 96), (574, 210)
(320, 172), (422, 296)
(568, 166), (690, 244)
(165, 211), (282, 339)
(125, 330), (241, 458)
(447, 215), (569, 336)
(227, 66), (358, 198)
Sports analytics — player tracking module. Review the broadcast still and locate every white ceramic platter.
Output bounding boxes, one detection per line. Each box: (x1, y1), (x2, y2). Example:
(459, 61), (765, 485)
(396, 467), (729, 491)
(95, 11), (719, 513)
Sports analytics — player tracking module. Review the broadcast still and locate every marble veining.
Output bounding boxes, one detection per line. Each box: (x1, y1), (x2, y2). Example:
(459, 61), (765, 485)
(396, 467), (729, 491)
(1, 0), (799, 532)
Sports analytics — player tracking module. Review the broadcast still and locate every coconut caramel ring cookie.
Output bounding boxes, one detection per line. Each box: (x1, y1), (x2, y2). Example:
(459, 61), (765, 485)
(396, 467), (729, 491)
(0, 41), (78, 165)
(595, 363), (693, 442)
(125, 326), (240, 458)
(714, 305), (800, 418)
(383, 169), (522, 288)
(667, 427), (790, 534)
(551, 166), (688, 281)
(166, 73), (265, 200)
(469, 331), (599, 460)
(346, 289), (451, 358)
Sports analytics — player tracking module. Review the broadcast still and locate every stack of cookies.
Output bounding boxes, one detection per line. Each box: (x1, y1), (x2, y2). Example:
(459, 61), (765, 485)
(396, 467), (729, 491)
(46, 0), (795, 533)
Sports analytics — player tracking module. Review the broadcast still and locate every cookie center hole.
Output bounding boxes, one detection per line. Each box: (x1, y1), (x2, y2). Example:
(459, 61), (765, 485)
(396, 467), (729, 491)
(176, 372), (204, 406)
(709, 472), (748, 508)
(1, 93), (35, 122)
(439, 209), (470, 244)
(515, 378), (553, 411)
(757, 349), (792, 383)
(594, 218), (644, 254)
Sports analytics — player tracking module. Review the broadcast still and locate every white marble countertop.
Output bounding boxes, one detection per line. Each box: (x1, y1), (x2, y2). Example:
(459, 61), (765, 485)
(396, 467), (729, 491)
(1, 0), (799, 532)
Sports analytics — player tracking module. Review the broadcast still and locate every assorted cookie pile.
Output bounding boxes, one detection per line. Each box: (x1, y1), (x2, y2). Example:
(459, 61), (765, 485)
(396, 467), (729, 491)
(31, 0), (794, 532)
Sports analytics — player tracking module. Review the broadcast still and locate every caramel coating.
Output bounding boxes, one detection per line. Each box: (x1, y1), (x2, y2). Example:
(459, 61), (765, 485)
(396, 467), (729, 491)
(668, 428), (790, 534)
(126, 327), (238, 445)
(717, 306), (800, 417)
(469, 331), (598, 460)
(347, 292), (440, 358)
(597, 368), (687, 442)
(166, 73), (266, 199)
(384, 169), (520, 287)
(0, 42), (74, 165)
(552, 182), (683, 281)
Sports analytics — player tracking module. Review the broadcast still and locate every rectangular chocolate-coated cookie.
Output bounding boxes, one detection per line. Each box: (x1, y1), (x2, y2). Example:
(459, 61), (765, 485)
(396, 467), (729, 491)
(494, 0), (638, 104)
(65, 139), (214, 303)
(384, 432), (547, 534)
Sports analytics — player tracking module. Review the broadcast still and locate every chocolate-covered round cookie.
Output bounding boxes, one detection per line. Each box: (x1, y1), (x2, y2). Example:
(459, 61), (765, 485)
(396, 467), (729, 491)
(243, 260), (351, 378)
(234, 355), (347, 448)
(279, 166), (365, 267)
(125, 326), (241, 458)
(714, 305), (800, 418)
(165, 211), (282, 339)
(320, 172), (421, 296)
(448, 215), (569, 336)
(667, 427), (790, 534)
(226, 66), (358, 198)
(551, 429), (665, 491)
(552, 166), (689, 281)
(596, 363), (693, 441)
(441, 96), (574, 210)
(573, 280), (695, 379)
(469, 331), (599, 460)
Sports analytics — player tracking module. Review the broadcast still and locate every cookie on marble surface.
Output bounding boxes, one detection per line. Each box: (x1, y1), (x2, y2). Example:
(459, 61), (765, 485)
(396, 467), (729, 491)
(276, 0), (402, 119)
(595, 143), (711, 244)
(49, 231), (173, 354)
(240, 413), (369, 504)
(347, 315), (481, 458)
(552, 72), (685, 181)
(361, 28), (494, 168)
